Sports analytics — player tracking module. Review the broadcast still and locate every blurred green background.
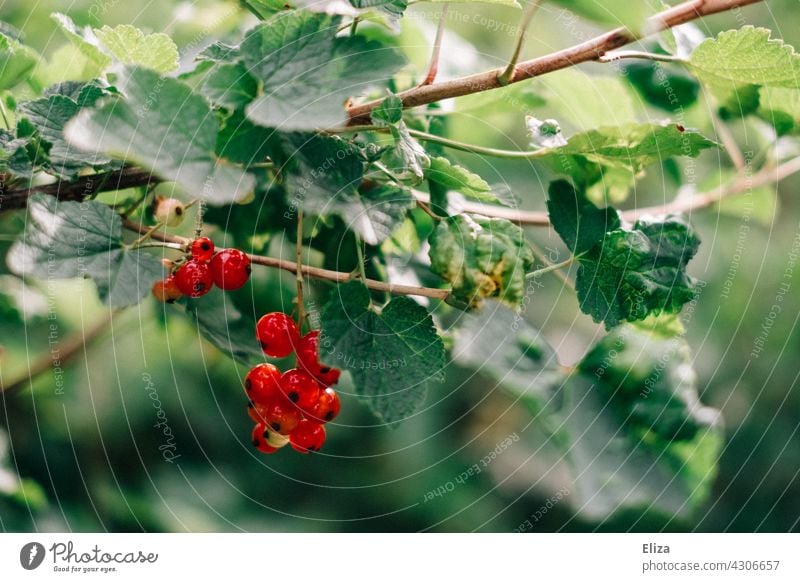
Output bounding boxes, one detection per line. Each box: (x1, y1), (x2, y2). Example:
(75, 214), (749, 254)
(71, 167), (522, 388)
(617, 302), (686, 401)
(1, 0), (799, 532)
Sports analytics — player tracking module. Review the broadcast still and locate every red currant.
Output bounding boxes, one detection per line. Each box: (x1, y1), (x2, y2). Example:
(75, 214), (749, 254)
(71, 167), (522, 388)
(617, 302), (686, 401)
(289, 419), (326, 453)
(152, 276), (183, 303)
(263, 427), (290, 448)
(256, 312), (300, 358)
(210, 248), (251, 291)
(191, 237), (215, 262)
(251, 423), (278, 454)
(308, 387), (341, 423)
(279, 369), (321, 411)
(262, 400), (302, 435)
(247, 401), (264, 423)
(244, 363), (281, 405)
(296, 331), (341, 386)
(174, 260), (213, 298)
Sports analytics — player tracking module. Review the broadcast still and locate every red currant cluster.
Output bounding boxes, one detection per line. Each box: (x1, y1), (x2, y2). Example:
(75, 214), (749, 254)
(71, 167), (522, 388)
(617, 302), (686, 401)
(152, 237), (252, 302)
(247, 313), (342, 455)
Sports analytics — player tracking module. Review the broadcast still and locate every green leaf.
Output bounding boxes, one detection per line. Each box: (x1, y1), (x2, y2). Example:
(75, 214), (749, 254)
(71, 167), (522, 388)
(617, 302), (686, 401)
(53, 14), (179, 73)
(0, 32), (38, 91)
(18, 91), (113, 179)
(371, 92), (404, 126)
(451, 300), (563, 408)
(349, 0), (408, 17)
(320, 281), (446, 423)
(7, 194), (164, 308)
(579, 324), (718, 441)
(624, 60), (700, 112)
(548, 0), (657, 34)
(575, 215), (701, 328)
(424, 0), (520, 7)
(428, 214), (534, 308)
(759, 87), (800, 134)
(0, 129), (35, 178)
(241, 11), (406, 130)
(689, 27), (800, 111)
(94, 25), (178, 73)
(546, 180), (620, 255)
(184, 293), (264, 365)
(198, 62), (258, 110)
(64, 67), (255, 205)
(556, 373), (722, 521)
(424, 157), (497, 202)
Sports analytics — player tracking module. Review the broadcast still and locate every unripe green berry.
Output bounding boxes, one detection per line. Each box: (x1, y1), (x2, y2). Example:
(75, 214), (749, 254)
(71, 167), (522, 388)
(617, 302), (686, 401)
(154, 197), (185, 227)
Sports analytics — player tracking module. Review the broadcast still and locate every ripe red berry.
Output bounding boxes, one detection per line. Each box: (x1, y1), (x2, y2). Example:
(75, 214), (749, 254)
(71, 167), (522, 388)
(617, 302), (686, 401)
(289, 419), (326, 453)
(256, 312), (300, 358)
(279, 369), (321, 411)
(262, 400), (303, 435)
(152, 276), (183, 303)
(308, 387), (341, 423)
(263, 427), (290, 448)
(211, 248), (251, 291)
(174, 260), (213, 298)
(296, 331), (341, 386)
(244, 363), (281, 405)
(251, 423), (278, 454)
(191, 237), (215, 262)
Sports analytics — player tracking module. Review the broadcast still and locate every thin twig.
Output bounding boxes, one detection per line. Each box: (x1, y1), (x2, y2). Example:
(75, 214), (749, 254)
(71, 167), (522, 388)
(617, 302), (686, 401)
(526, 256), (575, 279)
(528, 241), (572, 286)
(0, 314), (114, 396)
(346, 0), (764, 124)
(597, 50), (686, 63)
(419, 6), (448, 87)
(498, 0), (542, 86)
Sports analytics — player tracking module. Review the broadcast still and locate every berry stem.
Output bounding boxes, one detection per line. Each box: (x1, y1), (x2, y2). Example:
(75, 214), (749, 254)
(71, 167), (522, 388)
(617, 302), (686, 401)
(126, 222), (164, 250)
(295, 208), (306, 333)
(354, 235), (368, 282)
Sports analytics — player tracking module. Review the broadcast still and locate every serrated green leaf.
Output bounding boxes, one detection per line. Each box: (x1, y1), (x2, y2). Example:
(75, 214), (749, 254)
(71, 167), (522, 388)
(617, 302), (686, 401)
(575, 215), (700, 328)
(451, 300), (563, 408)
(64, 67), (255, 205)
(624, 59), (700, 112)
(198, 62), (258, 110)
(689, 27), (800, 112)
(216, 109), (277, 165)
(556, 373), (722, 521)
(425, 157), (497, 202)
(241, 11), (406, 130)
(548, 0), (657, 34)
(94, 25), (179, 73)
(0, 32), (38, 91)
(0, 129), (35, 178)
(320, 281), (446, 423)
(759, 87), (800, 134)
(248, 0), (295, 17)
(18, 92), (112, 179)
(349, 0), (408, 16)
(429, 214), (534, 307)
(546, 180), (621, 255)
(579, 324), (717, 441)
(184, 292), (264, 365)
(51, 13), (112, 71)
(424, 0), (520, 7)
(7, 194), (164, 308)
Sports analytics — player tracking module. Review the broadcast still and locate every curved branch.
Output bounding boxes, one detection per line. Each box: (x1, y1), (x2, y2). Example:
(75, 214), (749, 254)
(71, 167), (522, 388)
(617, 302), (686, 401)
(121, 219), (451, 301)
(345, 0), (764, 124)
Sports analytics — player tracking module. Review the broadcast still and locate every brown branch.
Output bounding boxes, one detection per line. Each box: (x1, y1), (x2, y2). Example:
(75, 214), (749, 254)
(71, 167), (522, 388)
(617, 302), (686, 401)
(0, 167), (156, 211)
(122, 219), (451, 300)
(0, 313), (114, 396)
(346, 0), (764, 124)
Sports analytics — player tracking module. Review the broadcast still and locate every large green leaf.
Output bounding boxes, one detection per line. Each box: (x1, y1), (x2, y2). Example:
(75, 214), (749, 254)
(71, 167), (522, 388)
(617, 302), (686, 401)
(198, 62), (258, 110)
(548, 0), (657, 35)
(546, 180), (620, 255)
(184, 293), (264, 365)
(689, 26), (800, 110)
(576, 215), (701, 328)
(241, 11), (406, 130)
(7, 194), (164, 308)
(759, 87), (800, 134)
(0, 129), (35, 178)
(451, 300), (563, 409)
(320, 281), (446, 423)
(428, 214), (534, 308)
(424, 157), (498, 203)
(64, 67), (255, 204)
(0, 32), (38, 91)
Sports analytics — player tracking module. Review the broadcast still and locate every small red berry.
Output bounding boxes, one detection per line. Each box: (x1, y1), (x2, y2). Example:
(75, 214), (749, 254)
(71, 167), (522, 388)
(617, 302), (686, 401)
(251, 423), (278, 454)
(289, 419), (326, 453)
(308, 387), (341, 423)
(244, 363), (281, 405)
(174, 260), (213, 298)
(152, 276), (183, 303)
(256, 312), (300, 358)
(263, 427), (290, 448)
(296, 331), (341, 386)
(262, 400), (303, 435)
(191, 237), (215, 262)
(279, 369), (321, 411)
(211, 248), (251, 291)
(247, 401), (264, 423)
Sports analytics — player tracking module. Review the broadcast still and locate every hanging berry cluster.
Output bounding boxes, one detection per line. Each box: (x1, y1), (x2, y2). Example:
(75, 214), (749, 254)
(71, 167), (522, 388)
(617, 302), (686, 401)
(152, 237), (253, 302)
(248, 313), (341, 455)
